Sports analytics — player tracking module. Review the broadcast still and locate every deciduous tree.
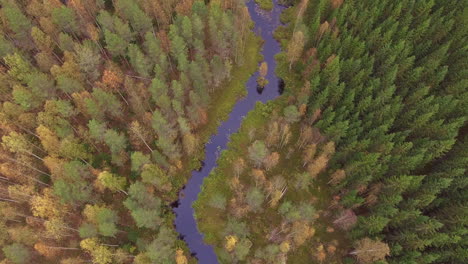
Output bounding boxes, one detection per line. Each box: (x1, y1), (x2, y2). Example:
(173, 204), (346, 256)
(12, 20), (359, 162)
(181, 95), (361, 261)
(287, 31), (305, 70)
(2, 243), (31, 264)
(80, 238), (113, 264)
(96, 171), (127, 195)
(248, 140), (268, 167)
(350, 238), (390, 263)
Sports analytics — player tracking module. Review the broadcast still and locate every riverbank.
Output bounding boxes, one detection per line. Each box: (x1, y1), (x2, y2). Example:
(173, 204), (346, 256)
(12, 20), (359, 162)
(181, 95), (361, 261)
(170, 28), (263, 263)
(173, 1), (287, 262)
(171, 31), (263, 197)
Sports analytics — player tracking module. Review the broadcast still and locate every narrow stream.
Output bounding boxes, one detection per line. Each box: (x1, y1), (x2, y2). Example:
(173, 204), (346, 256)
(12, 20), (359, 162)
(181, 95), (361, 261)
(173, 1), (286, 263)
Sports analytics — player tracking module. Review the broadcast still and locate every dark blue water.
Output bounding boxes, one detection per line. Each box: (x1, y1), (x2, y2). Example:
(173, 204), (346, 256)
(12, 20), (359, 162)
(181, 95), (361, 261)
(173, 1), (285, 263)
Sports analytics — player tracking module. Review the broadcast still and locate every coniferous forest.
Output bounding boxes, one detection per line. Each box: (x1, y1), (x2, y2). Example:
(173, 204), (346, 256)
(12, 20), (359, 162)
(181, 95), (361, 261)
(0, 0), (467, 264)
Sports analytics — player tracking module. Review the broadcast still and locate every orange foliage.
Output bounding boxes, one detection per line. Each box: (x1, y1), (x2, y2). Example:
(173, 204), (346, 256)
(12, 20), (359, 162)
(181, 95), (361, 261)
(86, 23), (100, 41)
(175, 249), (188, 264)
(102, 69), (124, 90)
(314, 245), (327, 263)
(299, 104), (307, 116)
(175, 0), (194, 16)
(252, 169), (266, 187)
(310, 109), (322, 124)
(157, 30), (171, 53)
(264, 152), (280, 171)
(307, 155), (329, 178)
(34, 243), (59, 258)
(327, 244), (337, 254)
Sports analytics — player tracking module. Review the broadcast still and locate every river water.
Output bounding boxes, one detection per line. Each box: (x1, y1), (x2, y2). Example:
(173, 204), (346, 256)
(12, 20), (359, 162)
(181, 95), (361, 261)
(173, 1), (286, 263)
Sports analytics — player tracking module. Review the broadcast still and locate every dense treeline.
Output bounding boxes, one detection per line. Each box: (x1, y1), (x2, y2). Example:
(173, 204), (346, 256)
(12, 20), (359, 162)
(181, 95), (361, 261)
(0, 0), (256, 263)
(281, 0), (467, 263)
(196, 0), (467, 263)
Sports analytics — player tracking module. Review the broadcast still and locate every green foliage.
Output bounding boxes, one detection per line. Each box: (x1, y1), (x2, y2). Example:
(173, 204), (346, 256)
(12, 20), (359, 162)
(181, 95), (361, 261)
(283, 105), (300, 123)
(254, 0), (274, 11)
(2, 243), (31, 264)
(144, 226), (177, 262)
(56, 75), (84, 94)
(131, 151), (150, 172)
(248, 140), (268, 167)
(4, 53), (34, 82)
(103, 129), (127, 154)
(140, 164), (170, 191)
(123, 182), (163, 230)
(84, 205), (119, 237)
(79, 223), (98, 239)
(97, 171), (127, 193)
(104, 29), (127, 57)
(114, 0), (152, 34)
(52, 6), (78, 34)
(208, 193), (227, 210)
(246, 187), (265, 212)
(75, 41), (102, 81)
(88, 119), (107, 141)
(53, 179), (91, 204)
(127, 44), (152, 78)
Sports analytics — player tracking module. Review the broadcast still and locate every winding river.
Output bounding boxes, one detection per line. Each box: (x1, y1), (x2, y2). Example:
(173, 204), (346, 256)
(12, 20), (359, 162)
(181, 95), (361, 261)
(173, 1), (286, 263)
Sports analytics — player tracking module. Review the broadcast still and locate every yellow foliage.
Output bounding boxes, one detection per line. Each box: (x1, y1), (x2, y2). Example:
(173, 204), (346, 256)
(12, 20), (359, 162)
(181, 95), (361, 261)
(280, 241), (291, 253)
(269, 190), (283, 208)
(80, 238), (113, 264)
(175, 249), (188, 264)
(30, 188), (63, 219)
(225, 235), (238, 252)
(292, 221), (315, 246)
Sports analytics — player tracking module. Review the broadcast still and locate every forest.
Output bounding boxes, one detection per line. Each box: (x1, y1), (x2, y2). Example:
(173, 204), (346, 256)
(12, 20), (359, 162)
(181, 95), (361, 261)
(0, 0), (467, 264)
(195, 0), (467, 263)
(0, 0), (260, 263)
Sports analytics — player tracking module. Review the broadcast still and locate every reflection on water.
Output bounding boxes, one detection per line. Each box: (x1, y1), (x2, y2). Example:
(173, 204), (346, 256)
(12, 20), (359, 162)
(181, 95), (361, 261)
(257, 85), (265, 94)
(278, 79), (285, 94)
